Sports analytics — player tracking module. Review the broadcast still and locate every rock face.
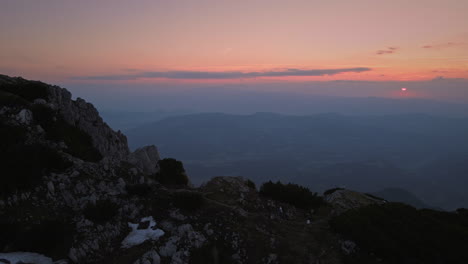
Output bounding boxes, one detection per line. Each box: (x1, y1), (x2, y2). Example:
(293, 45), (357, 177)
(0, 74), (130, 160)
(46, 85), (129, 160)
(127, 145), (160, 175)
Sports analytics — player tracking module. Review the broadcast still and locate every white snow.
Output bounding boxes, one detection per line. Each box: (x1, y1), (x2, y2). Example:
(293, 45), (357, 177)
(121, 216), (165, 248)
(0, 252), (53, 264)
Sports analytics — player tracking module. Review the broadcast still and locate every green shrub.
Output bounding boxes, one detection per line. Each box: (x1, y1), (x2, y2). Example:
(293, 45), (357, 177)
(83, 200), (119, 224)
(155, 158), (188, 185)
(173, 191), (205, 211)
(330, 203), (468, 264)
(259, 181), (324, 209)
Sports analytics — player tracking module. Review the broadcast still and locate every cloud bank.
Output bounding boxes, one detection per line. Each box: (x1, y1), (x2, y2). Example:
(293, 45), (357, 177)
(71, 67), (372, 81)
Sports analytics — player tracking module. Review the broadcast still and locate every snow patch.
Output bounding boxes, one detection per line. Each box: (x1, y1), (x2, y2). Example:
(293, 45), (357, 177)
(0, 252), (53, 264)
(121, 216), (165, 248)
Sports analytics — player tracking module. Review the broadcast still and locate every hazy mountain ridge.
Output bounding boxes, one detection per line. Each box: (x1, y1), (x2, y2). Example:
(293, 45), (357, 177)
(126, 112), (468, 210)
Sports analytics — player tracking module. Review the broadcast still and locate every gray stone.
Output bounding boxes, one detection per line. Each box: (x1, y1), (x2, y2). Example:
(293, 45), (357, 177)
(128, 145), (160, 175)
(17, 109), (33, 124)
(34, 98), (47, 104)
(47, 182), (55, 194)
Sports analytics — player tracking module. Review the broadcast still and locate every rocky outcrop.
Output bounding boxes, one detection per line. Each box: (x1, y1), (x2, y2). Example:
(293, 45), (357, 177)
(46, 85), (129, 160)
(127, 145), (160, 175)
(324, 189), (386, 214)
(0, 74), (130, 160)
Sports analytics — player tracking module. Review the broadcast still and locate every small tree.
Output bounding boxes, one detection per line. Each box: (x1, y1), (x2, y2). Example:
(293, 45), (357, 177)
(260, 181), (324, 209)
(155, 158), (189, 185)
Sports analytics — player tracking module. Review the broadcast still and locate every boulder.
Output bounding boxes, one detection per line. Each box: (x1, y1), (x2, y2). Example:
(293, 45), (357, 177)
(127, 145), (160, 175)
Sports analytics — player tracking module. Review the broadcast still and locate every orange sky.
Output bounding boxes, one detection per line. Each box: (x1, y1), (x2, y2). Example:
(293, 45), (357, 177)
(1, 0), (467, 83)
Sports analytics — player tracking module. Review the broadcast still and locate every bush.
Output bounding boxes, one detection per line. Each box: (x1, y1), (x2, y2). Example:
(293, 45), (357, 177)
(0, 77), (49, 102)
(0, 90), (30, 107)
(246, 179), (256, 190)
(330, 203), (468, 264)
(456, 208), (468, 217)
(259, 181), (324, 209)
(0, 120), (72, 197)
(126, 184), (152, 197)
(0, 218), (75, 259)
(173, 191), (205, 211)
(83, 200), (119, 224)
(155, 158), (189, 185)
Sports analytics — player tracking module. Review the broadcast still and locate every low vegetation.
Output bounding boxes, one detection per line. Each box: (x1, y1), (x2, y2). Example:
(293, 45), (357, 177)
(154, 158), (189, 185)
(323, 187), (345, 195)
(259, 181), (324, 209)
(0, 77), (49, 102)
(246, 179), (256, 190)
(0, 120), (72, 197)
(0, 203), (75, 260)
(331, 202), (468, 264)
(83, 200), (119, 224)
(173, 191), (205, 211)
(126, 183), (152, 197)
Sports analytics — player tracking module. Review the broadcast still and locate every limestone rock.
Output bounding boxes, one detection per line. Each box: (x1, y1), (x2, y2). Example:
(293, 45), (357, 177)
(324, 189), (385, 214)
(16, 109), (33, 124)
(46, 86), (130, 160)
(127, 145), (160, 175)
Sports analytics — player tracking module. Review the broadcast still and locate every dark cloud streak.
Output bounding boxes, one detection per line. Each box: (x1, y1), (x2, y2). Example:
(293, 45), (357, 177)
(376, 47), (398, 55)
(71, 67), (372, 81)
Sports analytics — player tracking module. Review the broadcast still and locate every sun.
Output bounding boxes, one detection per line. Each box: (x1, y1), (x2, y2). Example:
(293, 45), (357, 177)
(401, 87), (407, 91)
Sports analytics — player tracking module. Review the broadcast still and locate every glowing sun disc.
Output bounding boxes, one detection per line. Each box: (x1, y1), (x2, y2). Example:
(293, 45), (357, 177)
(401, 87), (407, 91)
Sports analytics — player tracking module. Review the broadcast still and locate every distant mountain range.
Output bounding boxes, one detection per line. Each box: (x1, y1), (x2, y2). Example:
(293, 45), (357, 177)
(126, 112), (468, 210)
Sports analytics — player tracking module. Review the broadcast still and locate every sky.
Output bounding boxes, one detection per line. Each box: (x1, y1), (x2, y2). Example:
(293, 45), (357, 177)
(1, 0), (468, 104)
